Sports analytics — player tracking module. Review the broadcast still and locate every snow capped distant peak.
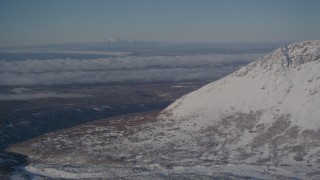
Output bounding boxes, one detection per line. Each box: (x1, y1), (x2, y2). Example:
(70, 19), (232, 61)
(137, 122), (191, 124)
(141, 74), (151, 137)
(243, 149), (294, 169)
(235, 40), (320, 77)
(94, 38), (155, 44)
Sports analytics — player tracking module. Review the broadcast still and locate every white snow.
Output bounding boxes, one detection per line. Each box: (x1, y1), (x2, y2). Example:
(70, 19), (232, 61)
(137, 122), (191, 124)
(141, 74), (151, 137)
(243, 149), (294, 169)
(161, 40), (320, 130)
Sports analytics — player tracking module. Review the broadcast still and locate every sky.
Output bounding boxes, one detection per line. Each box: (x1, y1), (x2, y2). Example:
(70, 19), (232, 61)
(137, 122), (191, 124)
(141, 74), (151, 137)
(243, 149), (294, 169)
(1, 0), (320, 45)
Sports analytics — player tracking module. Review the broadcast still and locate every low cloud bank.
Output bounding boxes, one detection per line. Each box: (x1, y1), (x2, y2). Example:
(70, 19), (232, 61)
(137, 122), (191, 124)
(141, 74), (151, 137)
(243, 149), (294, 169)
(0, 54), (264, 86)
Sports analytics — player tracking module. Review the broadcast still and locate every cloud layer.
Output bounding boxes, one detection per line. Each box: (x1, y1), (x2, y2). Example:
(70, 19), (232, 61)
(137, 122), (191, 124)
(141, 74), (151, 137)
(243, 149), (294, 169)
(0, 54), (264, 86)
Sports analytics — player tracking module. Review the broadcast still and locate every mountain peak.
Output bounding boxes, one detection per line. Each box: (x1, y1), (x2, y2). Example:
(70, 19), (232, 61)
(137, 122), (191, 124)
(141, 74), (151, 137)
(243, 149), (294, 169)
(152, 41), (320, 177)
(236, 40), (320, 77)
(162, 40), (320, 130)
(267, 40), (320, 66)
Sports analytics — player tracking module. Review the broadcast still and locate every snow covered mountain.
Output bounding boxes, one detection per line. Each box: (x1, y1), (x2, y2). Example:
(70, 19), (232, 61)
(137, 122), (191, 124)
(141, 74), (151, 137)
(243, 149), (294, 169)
(8, 41), (320, 179)
(162, 40), (320, 129)
(152, 40), (320, 177)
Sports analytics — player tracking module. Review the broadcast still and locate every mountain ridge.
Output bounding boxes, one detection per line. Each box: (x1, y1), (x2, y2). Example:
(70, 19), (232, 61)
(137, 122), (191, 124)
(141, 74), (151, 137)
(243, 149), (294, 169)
(160, 40), (320, 129)
(235, 40), (320, 77)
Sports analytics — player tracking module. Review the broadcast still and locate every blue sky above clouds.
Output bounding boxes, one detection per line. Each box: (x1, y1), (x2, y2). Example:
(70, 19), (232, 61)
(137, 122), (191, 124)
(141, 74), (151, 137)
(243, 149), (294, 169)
(1, 0), (320, 45)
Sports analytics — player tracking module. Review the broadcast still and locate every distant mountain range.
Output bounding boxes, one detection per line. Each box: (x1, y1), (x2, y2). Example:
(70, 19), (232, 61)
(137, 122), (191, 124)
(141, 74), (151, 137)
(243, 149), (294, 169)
(0, 39), (286, 52)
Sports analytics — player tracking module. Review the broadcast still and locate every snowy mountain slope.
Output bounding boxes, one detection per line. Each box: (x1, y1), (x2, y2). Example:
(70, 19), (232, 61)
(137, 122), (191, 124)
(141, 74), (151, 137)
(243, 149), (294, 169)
(161, 40), (320, 129)
(8, 41), (320, 179)
(156, 40), (320, 164)
(150, 40), (320, 169)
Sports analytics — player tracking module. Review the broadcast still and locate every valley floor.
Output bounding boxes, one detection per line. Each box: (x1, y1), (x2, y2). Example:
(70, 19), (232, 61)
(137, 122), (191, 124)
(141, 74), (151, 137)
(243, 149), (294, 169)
(0, 81), (207, 178)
